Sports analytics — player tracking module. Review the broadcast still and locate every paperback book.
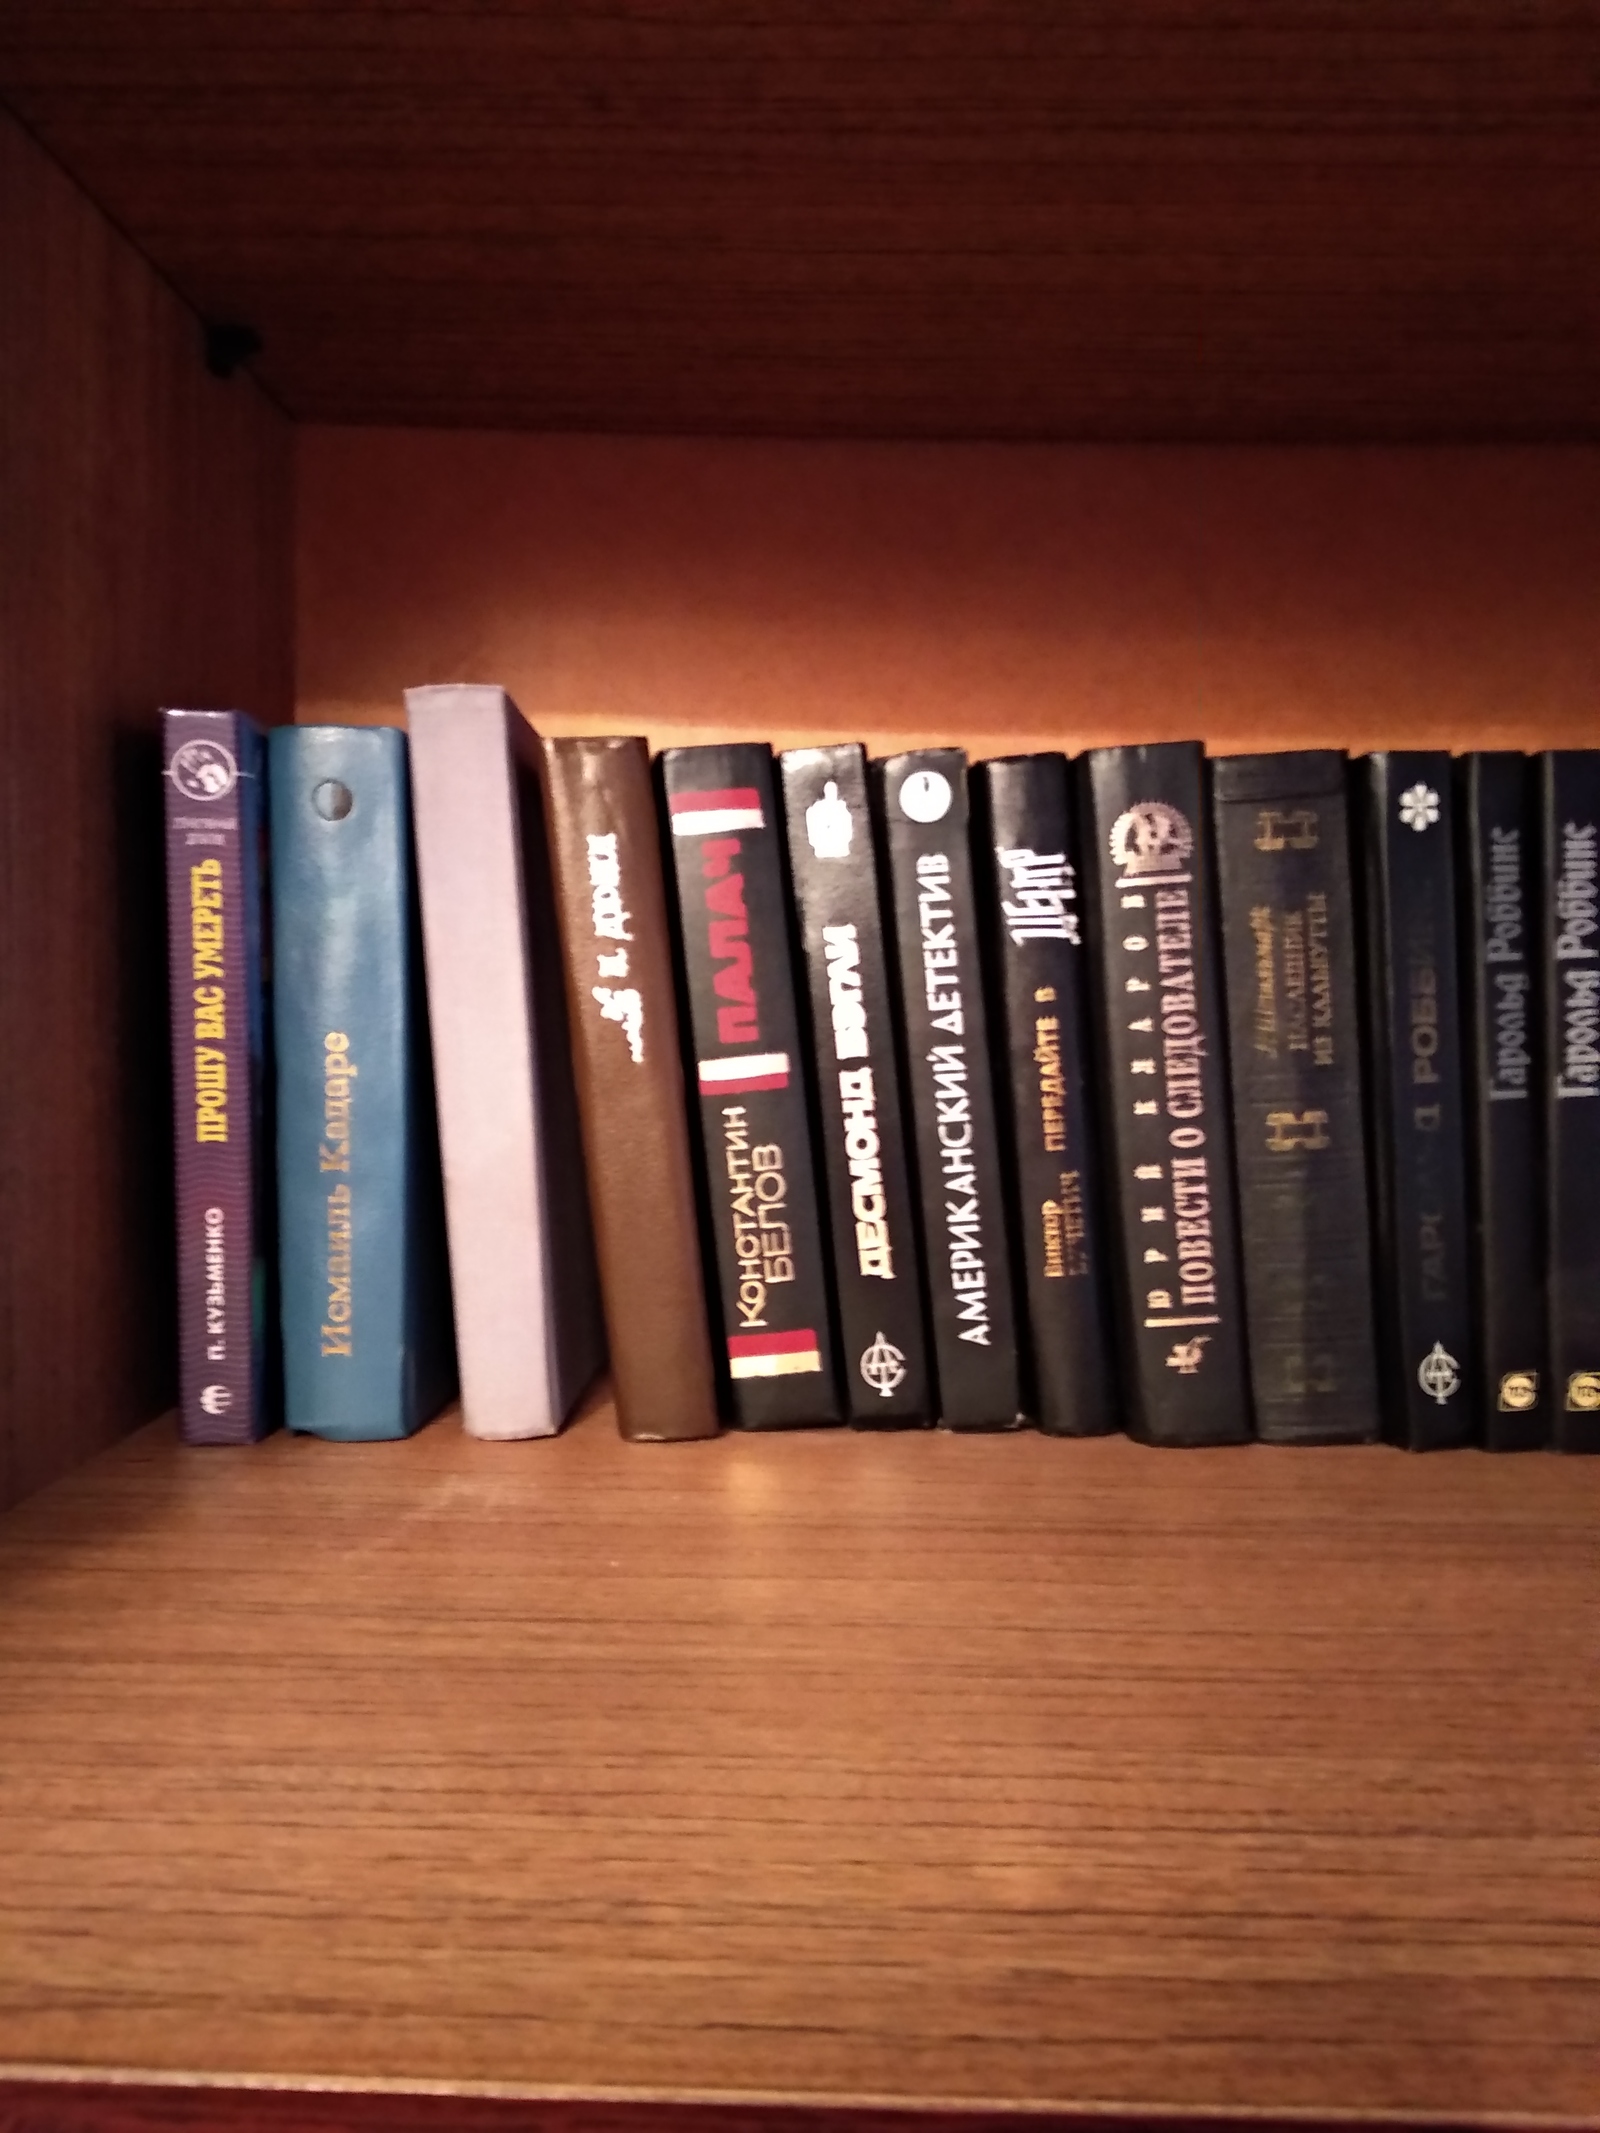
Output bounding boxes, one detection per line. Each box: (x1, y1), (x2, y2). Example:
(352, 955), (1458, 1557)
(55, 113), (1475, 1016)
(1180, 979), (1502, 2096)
(659, 743), (840, 1426)
(1078, 741), (1251, 1445)
(1212, 751), (1379, 1443)
(780, 745), (932, 1423)
(972, 753), (1116, 1436)
(162, 708), (274, 1443)
(876, 748), (1021, 1429)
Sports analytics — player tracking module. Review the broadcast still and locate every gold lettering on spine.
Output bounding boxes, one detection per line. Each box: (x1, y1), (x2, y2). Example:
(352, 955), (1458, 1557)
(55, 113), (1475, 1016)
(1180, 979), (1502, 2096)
(191, 858), (228, 1141)
(321, 1034), (356, 1355)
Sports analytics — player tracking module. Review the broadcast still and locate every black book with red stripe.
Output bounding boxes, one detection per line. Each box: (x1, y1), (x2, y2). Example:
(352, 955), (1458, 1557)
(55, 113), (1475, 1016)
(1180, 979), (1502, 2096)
(657, 744), (842, 1426)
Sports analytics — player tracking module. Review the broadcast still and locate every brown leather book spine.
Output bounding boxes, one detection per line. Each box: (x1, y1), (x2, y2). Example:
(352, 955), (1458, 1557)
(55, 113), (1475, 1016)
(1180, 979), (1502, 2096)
(540, 735), (720, 1440)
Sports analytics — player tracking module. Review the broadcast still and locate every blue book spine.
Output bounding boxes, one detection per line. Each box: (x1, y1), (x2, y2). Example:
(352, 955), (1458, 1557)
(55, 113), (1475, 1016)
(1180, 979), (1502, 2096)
(269, 725), (455, 1440)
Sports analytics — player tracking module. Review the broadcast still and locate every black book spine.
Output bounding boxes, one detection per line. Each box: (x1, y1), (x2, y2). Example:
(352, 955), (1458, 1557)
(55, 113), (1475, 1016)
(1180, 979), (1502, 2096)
(1459, 753), (1546, 1448)
(875, 749), (1022, 1428)
(779, 745), (933, 1423)
(1540, 750), (1600, 1452)
(658, 745), (841, 1427)
(1078, 742), (1251, 1446)
(971, 754), (1117, 1436)
(1360, 753), (1475, 1448)
(1211, 752), (1379, 1444)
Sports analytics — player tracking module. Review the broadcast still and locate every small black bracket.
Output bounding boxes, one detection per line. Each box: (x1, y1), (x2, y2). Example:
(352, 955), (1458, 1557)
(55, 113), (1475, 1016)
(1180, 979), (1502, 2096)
(203, 320), (263, 380)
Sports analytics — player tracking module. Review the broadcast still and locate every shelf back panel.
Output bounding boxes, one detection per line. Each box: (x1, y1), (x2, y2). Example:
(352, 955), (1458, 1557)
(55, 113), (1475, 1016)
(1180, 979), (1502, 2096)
(299, 428), (1600, 759)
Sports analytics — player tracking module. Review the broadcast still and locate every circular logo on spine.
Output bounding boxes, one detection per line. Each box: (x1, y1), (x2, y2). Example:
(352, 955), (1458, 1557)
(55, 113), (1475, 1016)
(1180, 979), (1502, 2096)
(1497, 1370), (1539, 1412)
(898, 769), (953, 824)
(199, 1384), (233, 1416)
(169, 738), (238, 802)
(860, 1332), (908, 1398)
(1566, 1370), (1600, 1411)
(1417, 1341), (1461, 1406)
(1110, 801), (1192, 877)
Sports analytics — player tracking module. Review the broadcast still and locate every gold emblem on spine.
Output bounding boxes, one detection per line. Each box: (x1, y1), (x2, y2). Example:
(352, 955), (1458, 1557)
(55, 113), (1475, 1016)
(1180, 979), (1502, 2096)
(1498, 1370), (1538, 1412)
(1254, 808), (1319, 852)
(1264, 1108), (1330, 1152)
(1565, 1370), (1600, 1412)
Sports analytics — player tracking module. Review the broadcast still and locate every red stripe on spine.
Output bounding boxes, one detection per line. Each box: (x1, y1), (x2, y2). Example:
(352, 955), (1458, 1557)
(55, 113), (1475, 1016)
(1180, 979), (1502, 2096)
(728, 1329), (821, 1359)
(669, 787), (761, 814)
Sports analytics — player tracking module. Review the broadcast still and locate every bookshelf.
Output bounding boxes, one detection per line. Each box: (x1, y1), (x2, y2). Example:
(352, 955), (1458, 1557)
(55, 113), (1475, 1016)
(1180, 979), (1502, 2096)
(3, 9), (1600, 2125)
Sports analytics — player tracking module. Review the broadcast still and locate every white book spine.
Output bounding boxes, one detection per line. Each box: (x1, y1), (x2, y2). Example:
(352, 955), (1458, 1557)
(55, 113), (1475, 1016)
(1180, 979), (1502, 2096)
(406, 685), (561, 1437)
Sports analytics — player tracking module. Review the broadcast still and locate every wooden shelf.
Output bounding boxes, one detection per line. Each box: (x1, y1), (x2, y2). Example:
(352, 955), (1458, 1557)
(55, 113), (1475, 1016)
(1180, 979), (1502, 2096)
(1, 5), (1598, 440)
(2, 1399), (1597, 2127)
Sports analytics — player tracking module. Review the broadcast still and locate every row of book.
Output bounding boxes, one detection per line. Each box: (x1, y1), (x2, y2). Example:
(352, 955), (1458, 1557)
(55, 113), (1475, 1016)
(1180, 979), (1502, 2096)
(163, 693), (1600, 1454)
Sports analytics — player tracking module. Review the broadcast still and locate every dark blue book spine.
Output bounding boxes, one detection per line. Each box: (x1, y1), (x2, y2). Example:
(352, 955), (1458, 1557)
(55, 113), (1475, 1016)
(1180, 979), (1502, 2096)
(162, 709), (273, 1443)
(1459, 753), (1546, 1448)
(972, 753), (1117, 1436)
(1540, 750), (1600, 1452)
(1212, 751), (1379, 1443)
(269, 725), (455, 1441)
(1360, 752), (1474, 1448)
(1078, 742), (1252, 1445)
(875, 749), (1022, 1430)
(779, 744), (933, 1424)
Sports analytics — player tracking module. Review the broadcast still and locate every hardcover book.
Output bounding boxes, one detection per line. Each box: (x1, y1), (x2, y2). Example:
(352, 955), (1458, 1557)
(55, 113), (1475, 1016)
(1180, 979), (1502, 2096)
(540, 734), (719, 1441)
(406, 686), (605, 1441)
(1212, 752), (1379, 1443)
(971, 753), (1116, 1436)
(658, 743), (840, 1427)
(1459, 753), (1546, 1449)
(268, 725), (455, 1441)
(1360, 752), (1474, 1449)
(1078, 742), (1251, 1446)
(162, 708), (273, 1444)
(1539, 749), (1600, 1453)
(779, 745), (932, 1424)
(875, 748), (1021, 1429)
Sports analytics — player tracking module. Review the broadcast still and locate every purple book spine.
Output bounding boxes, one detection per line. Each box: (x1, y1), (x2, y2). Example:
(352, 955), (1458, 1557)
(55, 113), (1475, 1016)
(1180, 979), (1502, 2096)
(163, 709), (271, 1443)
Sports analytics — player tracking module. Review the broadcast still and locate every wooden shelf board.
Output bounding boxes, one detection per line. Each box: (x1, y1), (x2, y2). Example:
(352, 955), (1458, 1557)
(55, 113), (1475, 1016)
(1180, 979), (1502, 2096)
(2, 1398), (1596, 2125)
(2, 5), (1599, 439)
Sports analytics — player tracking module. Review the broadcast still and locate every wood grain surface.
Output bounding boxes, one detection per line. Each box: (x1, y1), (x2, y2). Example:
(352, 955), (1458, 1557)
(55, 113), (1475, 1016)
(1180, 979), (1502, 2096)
(1, 4), (1598, 440)
(1, 1405), (1596, 2123)
(0, 111), (293, 1515)
(298, 428), (1600, 760)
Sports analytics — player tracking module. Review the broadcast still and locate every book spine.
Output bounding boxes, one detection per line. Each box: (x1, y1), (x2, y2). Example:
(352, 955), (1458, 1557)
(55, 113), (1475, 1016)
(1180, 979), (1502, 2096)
(162, 709), (271, 1443)
(659, 744), (841, 1427)
(1459, 754), (1546, 1448)
(1078, 742), (1251, 1445)
(269, 725), (454, 1441)
(408, 688), (606, 1441)
(1361, 753), (1475, 1448)
(1211, 752), (1379, 1443)
(540, 734), (719, 1441)
(780, 745), (933, 1424)
(1541, 750), (1600, 1452)
(876, 750), (1021, 1429)
(971, 755), (1116, 1436)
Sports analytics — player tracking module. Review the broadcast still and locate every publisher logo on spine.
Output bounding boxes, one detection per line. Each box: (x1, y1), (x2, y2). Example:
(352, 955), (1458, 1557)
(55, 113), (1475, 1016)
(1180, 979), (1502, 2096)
(898, 769), (953, 824)
(169, 738), (238, 802)
(1417, 1340), (1461, 1405)
(860, 1331), (908, 1397)
(1110, 801), (1192, 878)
